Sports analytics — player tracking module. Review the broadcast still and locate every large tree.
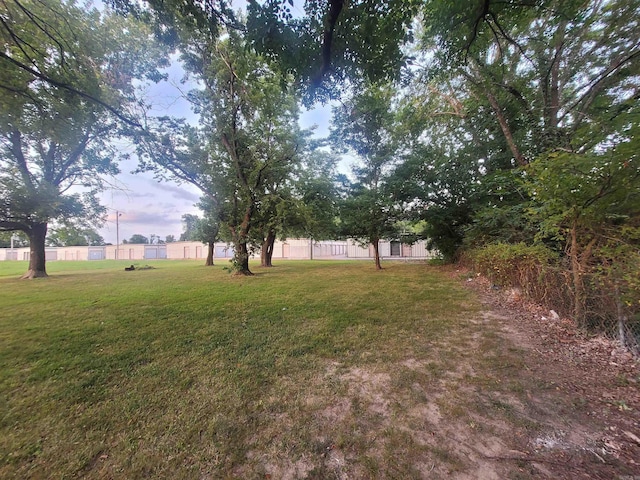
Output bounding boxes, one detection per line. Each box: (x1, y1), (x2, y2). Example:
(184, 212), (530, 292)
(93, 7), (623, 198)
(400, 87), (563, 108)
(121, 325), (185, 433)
(407, 0), (640, 324)
(199, 32), (303, 274)
(103, 0), (421, 101)
(290, 149), (341, 243)
(395, 0), (638, 245)
(331, 83), (401, 269)
(192, 197), (221, 266)
(0, 1), (166, 278)
(246, 0), (421, 101)
(138, 30), (303, 275)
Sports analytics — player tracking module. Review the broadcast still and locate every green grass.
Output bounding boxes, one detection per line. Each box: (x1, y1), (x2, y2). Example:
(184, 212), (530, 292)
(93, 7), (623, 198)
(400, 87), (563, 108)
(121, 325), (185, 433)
(0, 260), (531, 479)
(0, 259), (150, 278)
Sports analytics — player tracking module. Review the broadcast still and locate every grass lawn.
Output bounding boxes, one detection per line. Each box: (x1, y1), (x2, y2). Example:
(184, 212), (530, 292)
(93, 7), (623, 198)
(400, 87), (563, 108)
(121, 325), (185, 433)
(0, 260), (524, 478)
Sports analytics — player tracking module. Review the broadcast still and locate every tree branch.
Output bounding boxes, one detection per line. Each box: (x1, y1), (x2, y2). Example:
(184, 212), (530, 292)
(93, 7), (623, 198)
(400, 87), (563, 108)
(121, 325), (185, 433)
(0, 52), (143, 129)
(564, 47), (640, 126)
(0, 220), (28, 232)
(8, 130), (37, 190)
(310, 0), (344, 88)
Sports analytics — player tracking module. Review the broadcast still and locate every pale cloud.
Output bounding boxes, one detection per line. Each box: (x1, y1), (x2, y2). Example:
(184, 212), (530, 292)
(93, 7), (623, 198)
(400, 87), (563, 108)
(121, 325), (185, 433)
(150, 181), (201, 203)
(111, 190), (155, 199)
(123, 211), (174, 225)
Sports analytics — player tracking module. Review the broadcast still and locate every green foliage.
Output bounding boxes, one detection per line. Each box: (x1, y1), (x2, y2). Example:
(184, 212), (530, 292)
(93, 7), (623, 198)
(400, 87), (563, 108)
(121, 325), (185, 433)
(128, 234), (149, 244)
(139, 30), (307, 274)
(331, 83), (402, 267)
(179, 214), (200, 242)
(194, 197), (220, 245)
(47, 225), (105, 247)
(469, 243), (558, 288)
(468, 242), (576, 317)
(588, 224), (640, 326)
(292, 150), (341, 240)
(0, 0), (167, 275)
(338, 186), (401, 245)
(247, 0), (422, 102)
(465, 203), (538, 248)
(526, 149), (640, 245)
(392, 0), (640, 334)
(0, 231), (27, 248)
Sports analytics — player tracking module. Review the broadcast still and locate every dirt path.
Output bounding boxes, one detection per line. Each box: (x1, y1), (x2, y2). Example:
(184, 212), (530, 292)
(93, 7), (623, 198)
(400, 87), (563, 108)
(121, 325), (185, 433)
(228, 268), (640, 479)
(440, 273), (640, 479)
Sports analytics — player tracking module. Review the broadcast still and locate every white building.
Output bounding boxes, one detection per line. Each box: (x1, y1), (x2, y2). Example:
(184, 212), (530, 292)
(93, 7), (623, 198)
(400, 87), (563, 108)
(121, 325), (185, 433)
(0, 239), (437, 262)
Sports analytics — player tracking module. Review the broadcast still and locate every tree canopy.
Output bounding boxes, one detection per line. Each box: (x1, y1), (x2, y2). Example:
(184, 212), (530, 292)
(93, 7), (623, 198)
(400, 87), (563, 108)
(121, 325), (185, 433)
(331, 83), (401, 269)
(0, 0), (167, 277)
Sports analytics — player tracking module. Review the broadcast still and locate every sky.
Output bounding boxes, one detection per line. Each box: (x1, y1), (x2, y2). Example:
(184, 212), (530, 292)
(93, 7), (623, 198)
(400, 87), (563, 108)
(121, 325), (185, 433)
(98, 64), (333, 245)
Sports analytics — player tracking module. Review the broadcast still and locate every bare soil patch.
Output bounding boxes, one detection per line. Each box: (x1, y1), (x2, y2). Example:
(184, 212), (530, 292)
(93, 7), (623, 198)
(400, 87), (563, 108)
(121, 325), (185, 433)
(446, 268), (640, 479)
(250, 269), (640, 479)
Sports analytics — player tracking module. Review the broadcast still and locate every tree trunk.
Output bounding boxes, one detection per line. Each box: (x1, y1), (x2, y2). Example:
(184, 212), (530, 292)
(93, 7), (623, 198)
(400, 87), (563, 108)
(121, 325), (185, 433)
(373, 237), (382, 270)
(22, 222), (48, 279)
(260, 230), (276, 267)
(568, 221), (597, 328)
(230, 203), (254, 275)
(485, 91), (528, 166)
(234, 240), (253, 275)
(205, 242), (214, 266)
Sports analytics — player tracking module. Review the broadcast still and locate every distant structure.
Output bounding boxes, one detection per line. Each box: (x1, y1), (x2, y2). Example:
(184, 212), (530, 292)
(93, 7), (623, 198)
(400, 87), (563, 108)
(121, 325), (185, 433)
(0, 239), (437, 262)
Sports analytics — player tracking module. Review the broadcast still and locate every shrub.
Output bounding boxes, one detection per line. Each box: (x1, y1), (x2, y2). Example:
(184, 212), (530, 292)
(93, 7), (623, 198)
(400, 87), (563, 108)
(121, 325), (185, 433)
(467, 243), (572, 315)
(468, 241), (640, 352)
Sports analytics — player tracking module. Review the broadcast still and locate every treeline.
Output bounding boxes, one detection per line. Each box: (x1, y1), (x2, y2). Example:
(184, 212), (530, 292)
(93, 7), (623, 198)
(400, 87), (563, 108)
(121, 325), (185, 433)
(394, 0), (640, 345)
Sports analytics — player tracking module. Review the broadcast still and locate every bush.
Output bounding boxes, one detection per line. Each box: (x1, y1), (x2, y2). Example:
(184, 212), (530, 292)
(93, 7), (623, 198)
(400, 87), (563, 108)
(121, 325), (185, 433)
(467, 241), (640, 352)
(469, 242), (555, 286)
(467, 243), (573, 315)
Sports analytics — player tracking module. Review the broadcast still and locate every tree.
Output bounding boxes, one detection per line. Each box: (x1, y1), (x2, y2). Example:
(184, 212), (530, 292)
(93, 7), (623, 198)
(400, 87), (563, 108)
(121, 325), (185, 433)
(246, 0), (422, 101)
(103, 0), (420, 101)
(391, 0), (639, 257)
(416, 0), (640, 170)
(250, 127), (310, 268)
(165, 235), (176, 243)
(139, 31), (303, 275)
(331, 83), (401, 269)
(197, 34), (303, 273)
(293, 149), (341, 243)
(0, 0), (151, 127)
(194, 197), (220, 266)
(407, 0), (640, 329)
(128, 234), (149, 244)
(527, 147), (640, 326)
(179, 214), (200, 241)
(0, 1), (166, 278)
(389, 75), (506, 260)
(47, 225), (105, 247)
